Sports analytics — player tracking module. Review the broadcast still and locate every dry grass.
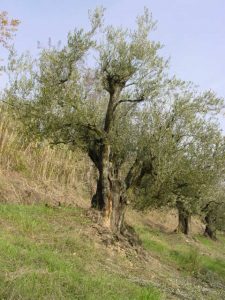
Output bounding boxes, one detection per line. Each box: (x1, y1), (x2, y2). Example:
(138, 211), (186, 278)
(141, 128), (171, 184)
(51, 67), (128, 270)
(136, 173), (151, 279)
(0, 105), (96, 205)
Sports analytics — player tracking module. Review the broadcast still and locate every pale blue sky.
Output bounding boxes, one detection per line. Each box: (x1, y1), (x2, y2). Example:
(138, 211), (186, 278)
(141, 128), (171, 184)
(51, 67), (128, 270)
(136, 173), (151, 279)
(1, 0), (225, 128)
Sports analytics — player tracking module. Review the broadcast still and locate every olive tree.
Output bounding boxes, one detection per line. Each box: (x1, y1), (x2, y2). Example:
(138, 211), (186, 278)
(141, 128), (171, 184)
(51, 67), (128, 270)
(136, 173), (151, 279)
(201, 181), (225, 240)
(7, 8), (168, 233)
(131, 81), (224, 235)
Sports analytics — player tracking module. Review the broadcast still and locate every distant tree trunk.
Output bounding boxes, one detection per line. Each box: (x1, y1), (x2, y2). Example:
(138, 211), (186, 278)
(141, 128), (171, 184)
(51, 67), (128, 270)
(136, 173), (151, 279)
(204, 212), (217, 240)
(176, 200), (191, 235)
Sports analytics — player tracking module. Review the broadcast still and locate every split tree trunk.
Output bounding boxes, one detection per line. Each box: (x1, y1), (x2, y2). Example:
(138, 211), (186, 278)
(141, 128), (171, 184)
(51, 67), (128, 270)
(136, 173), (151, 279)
(176, 201), (191, 235)
(91, 164), (127, 233)
(204, 212), (217, 240)
(91, 141), (127, 233)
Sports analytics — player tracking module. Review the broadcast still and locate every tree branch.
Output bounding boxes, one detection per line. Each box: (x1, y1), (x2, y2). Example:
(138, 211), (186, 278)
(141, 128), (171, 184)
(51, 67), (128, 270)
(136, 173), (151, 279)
(202, 200), (221, 212)
(125, 157), (154, 190)
(113, 97), (148, 112)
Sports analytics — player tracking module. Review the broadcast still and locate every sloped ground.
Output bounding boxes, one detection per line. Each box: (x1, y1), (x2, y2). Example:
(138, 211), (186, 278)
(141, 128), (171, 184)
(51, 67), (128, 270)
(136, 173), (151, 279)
(131, 222), (225, 299)
(0, 204), (160, 300)
(0, 168), (89, 207)
(0, 202), (224, 300)
(1, 109), (224, 299)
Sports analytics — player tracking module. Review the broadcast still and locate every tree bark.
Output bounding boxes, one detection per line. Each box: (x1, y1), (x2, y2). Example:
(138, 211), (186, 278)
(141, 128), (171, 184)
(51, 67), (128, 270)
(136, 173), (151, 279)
(204, 212), (217, 240)
(91, 176), (104, 209)
(91, 136), (127, 233)
(176, 201), (191, 235)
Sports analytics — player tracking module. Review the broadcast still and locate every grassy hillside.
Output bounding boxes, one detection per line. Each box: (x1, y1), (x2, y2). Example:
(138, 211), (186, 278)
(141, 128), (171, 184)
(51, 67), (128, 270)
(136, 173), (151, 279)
(0, 203), (224, 300)
(0, 107), (225, 299)
(0, 204), (161, 300)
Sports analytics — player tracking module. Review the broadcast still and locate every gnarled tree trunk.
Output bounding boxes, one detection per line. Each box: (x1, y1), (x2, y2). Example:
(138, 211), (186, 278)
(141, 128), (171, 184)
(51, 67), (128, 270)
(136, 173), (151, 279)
(91, 139), (127, 233)
(90, 142), (153, 233)
(90, 83), (129, 233)
(176, 200), (191, 235)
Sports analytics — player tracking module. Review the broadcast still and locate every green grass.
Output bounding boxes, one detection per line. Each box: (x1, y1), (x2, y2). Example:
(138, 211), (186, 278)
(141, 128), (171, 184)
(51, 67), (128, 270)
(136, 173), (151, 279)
(1, 203), (224, 299)
(136, 225), (225, 280)
(0, 204), (161, 300)
(196, 235), (215, 247)
(201, 256), (225, 280)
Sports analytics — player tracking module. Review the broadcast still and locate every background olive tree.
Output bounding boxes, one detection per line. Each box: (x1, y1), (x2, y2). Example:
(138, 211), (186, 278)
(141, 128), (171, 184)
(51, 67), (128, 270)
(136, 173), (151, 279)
(131, 81), (225, 235)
